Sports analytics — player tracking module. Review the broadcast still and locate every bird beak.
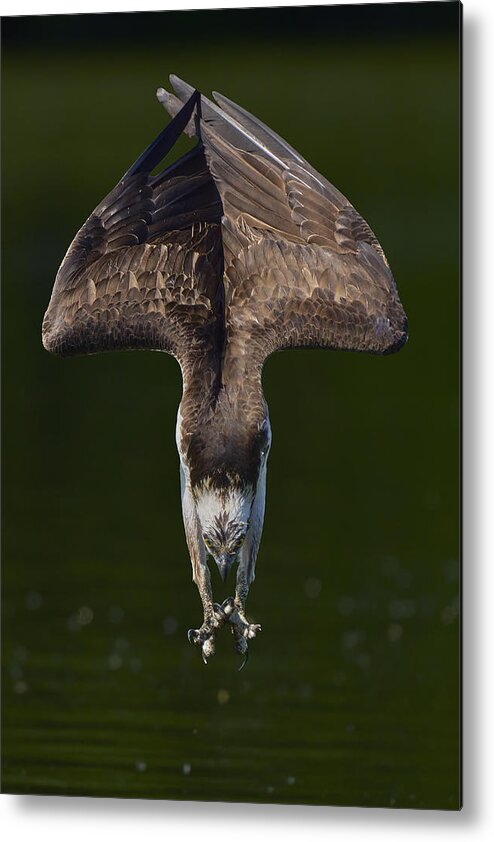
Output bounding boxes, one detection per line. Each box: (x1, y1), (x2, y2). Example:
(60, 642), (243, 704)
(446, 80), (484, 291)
(216, 554), (230, 583)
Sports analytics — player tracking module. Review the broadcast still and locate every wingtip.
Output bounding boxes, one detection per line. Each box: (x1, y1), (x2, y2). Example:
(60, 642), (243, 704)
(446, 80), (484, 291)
(169, 74), (195, 100)
(211, 90), (232, 110)
(211, 90), (231, 113)
(156, 83), (199, 139)
(383, 320), (409, 356)
(156, 86), (175, 110)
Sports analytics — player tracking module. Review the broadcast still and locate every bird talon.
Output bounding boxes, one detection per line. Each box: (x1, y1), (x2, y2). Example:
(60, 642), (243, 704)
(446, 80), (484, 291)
(232, 629), (248, 652)
(213, 603), (226, 624)
(187, 628), (199, 644)
(238, 649), (249, 671)
(234, 633), (249, 669)
(222, 596), (236, 617)
(188, 621), (215, 653)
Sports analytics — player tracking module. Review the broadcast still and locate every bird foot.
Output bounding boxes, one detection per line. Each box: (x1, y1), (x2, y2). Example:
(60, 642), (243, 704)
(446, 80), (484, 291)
(238, 620), (262, 639)
(224, 598), (261, 669)
(223, 597), (261, 639)
(187, 624), (216, 663)
(187, 600), (234, 663)
(229, 620), (261, 671)
(187, 598), (260, 667)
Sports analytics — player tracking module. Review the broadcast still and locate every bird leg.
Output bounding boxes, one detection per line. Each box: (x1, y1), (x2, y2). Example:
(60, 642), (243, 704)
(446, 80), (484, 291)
(187, 560), (221, 663)
(186, 549), (260, 664)
(188, 592), (239, 663)
(226, 478), (265, 664)
(180, 475), (227, 663)
(227, 562), (262, 665)
(181, 476), (260, 664)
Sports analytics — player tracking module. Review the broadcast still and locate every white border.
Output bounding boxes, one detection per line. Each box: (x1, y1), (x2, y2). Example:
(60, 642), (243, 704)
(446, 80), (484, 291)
(2, 0), (493, 839)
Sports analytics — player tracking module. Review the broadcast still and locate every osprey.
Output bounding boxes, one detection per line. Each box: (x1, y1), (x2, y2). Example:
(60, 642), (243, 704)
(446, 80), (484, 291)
(43, 75), (407, 667)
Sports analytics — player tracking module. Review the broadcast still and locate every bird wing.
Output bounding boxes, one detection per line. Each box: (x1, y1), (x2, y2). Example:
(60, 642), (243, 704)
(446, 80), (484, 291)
(42, 91), (224, 364)
(158, 77), (407, 370)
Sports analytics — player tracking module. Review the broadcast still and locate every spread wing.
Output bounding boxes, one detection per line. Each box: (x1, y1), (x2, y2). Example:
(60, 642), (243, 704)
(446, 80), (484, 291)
(158, 77), (408, 370)
(42, 91), (224, 363)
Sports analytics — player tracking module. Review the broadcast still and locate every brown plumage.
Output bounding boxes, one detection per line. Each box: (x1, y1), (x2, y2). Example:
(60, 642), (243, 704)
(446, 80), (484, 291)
(43, 94), (224, 371)
(159, 77), (407, 375)
(43, 78), (407, 666)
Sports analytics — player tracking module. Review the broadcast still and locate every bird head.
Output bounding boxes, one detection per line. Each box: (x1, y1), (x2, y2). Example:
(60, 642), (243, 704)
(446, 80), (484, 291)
(195, 482), (253, 582)
(204, 526), (247, 582)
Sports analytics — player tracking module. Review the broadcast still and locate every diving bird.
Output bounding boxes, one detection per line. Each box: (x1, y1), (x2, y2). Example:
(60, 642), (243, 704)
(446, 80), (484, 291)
(42, 76), (407, 667)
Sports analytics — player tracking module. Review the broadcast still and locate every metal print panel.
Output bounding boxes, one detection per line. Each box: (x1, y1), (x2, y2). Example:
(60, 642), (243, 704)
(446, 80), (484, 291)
(1, 1), (461, 809)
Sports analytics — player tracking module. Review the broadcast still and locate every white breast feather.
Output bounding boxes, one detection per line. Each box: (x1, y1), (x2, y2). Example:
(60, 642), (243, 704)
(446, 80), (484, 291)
(195, 485), (254, 536)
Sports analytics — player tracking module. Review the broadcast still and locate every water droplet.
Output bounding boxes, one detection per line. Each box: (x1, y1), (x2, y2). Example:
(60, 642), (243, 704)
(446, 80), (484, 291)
(337, 596), (356, 616)
(135, 761), (147, 772)
(388, 599), (416, 620)
(163, 616), (178, 636)
(77, 606), (93, 626)
(286, 776), (296, 786)
(182, 763), (191, 775)
(387, 623), (403, 643)
(108, 653), (123, 670)
(217, 688), (230, 705)
(304, 577), (322, 599)
(26, 591), (43, 611)
(342, 629), (365, 650)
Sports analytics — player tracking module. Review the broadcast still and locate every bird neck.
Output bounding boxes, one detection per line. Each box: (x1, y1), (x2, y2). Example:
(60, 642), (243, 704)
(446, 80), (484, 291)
(180, 344), (264, 416)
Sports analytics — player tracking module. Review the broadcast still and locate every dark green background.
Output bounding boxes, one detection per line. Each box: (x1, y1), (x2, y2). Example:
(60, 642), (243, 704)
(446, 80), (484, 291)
(1, 3), (460, 809)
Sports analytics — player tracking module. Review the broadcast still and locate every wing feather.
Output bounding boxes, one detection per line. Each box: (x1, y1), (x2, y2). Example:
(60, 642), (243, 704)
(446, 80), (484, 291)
(158, 77), (407, 366)
(42, 92), (223, 362)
